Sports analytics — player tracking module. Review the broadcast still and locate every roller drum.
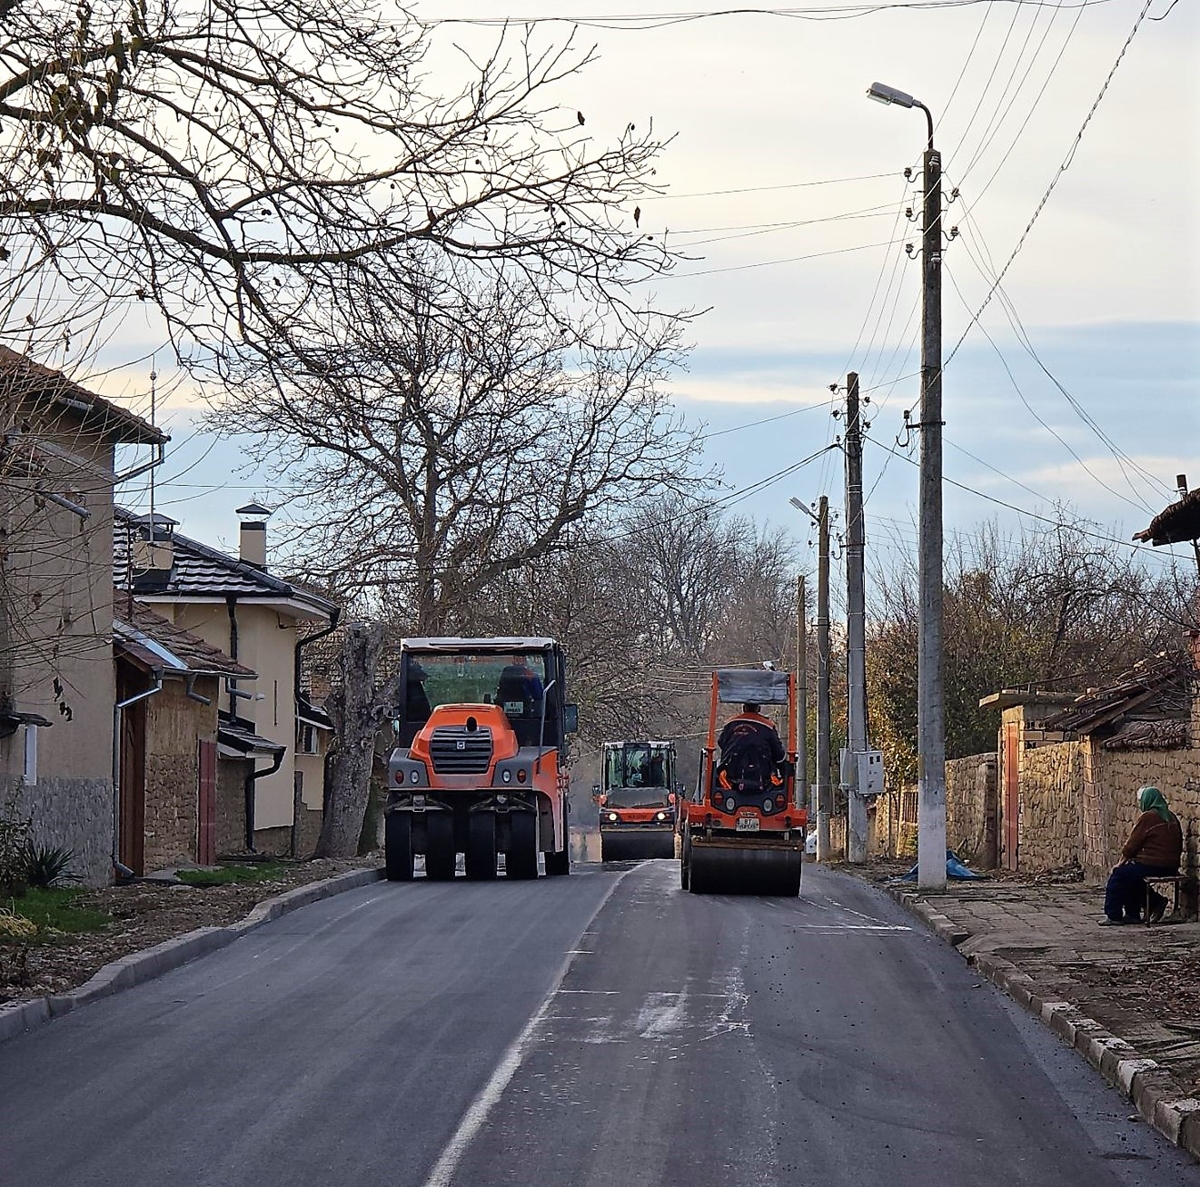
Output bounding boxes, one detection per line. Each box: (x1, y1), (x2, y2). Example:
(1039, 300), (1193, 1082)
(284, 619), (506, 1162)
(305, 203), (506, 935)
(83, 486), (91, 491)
(687, 840), (801, 896)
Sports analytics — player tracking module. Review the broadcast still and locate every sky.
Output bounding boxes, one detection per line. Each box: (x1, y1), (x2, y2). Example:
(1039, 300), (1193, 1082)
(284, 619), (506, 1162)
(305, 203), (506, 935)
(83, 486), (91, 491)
(98, 0), (1199, 586)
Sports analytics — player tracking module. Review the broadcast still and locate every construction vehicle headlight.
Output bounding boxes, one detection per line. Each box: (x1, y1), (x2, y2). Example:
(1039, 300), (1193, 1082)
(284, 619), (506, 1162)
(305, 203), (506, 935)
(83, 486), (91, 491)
(409, 770), (420, 784)
(502, 770), (512, 784)
(655, 811), (667, 822)
(724, 796), (736, 812)
(608, 812), (619, 823)
(763, 798), (774, 813)
(517, 769), (527, 784)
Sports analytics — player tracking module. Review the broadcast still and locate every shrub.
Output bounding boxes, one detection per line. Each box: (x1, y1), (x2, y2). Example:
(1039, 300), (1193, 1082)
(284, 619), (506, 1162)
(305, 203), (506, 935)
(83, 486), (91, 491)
(0, 812), (32, 897)
(25, 843), (81, 889)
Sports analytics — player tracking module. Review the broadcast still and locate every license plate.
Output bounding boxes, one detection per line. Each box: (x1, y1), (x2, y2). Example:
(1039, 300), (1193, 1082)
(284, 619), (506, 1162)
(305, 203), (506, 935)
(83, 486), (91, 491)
(736, 816), (760, 833)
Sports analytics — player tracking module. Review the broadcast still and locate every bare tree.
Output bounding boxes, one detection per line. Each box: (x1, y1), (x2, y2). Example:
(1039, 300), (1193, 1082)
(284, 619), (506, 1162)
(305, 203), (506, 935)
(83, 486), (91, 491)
(214, 256), (699, 634)
(1, 2), (678, 362)
(315, 621), (399, 859)
(867, 516), (1197, 787)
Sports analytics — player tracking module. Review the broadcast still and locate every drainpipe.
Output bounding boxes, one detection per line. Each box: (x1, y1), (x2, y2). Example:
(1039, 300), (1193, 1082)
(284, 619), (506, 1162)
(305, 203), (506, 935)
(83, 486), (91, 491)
(226, 596), (240, 715)
(112, 668), (164, 880)
(295, 607), (341, 707)
(244, 747), (285, 851)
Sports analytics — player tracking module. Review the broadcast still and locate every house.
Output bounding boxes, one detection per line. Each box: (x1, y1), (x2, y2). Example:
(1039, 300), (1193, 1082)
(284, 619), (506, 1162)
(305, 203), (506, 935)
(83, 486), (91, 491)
(113, 595), (257, 874)
(979, 655), (1200, 877)
(114, 505), (339, 856)
(0, 347), (166, 885)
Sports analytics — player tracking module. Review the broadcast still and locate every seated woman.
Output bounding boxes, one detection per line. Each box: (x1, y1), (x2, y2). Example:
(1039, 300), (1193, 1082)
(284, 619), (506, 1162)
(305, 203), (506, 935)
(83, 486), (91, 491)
(1102, 785), (1183, 925)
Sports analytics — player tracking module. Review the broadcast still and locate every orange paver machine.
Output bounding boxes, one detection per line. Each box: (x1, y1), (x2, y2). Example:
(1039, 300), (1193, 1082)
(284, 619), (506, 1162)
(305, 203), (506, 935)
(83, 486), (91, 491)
(596, 740), (678, 862)
(385, 637), (576, 881)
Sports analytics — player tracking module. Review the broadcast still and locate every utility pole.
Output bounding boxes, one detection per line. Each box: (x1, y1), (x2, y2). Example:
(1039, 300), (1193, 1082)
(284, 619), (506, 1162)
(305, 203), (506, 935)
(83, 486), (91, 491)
(796, 574), (808, 814)
(844, 372), (868, 863)
(867, 80), (945, 888)
(815, 496), (831, 862)
(917, 107), (947, 889)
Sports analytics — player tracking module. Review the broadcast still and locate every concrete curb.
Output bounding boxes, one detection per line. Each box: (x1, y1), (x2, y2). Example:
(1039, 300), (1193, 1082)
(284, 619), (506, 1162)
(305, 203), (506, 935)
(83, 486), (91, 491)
(882, 882), (1200, 1163)
(0, 866), (383, 1047)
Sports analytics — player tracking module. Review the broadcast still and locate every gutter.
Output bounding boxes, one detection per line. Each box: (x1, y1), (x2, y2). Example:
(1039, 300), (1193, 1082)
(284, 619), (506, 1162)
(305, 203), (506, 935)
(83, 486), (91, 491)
(295, 607), (341, 709)
(245, 746), (286, 852)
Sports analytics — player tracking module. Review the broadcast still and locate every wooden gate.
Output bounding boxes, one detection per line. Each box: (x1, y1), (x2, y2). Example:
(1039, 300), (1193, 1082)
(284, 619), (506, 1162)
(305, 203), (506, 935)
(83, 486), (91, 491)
(1002, 722), (1020, 871)
(198, 739), (218, 865)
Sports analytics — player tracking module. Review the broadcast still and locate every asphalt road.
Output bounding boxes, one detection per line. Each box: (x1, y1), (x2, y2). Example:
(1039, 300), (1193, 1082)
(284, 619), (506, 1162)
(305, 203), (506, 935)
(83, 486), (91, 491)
(1, 860), (1196, 1187)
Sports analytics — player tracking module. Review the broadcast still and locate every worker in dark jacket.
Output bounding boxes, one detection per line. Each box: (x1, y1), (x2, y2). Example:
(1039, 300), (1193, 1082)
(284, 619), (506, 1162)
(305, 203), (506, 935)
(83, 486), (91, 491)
(717, 703), (786, 793)
(1102, 785), (1184, 924)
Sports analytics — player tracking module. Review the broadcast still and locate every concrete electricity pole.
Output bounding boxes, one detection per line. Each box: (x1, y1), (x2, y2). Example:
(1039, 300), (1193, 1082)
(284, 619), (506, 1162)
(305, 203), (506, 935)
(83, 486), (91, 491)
(815, 496), (831, 861)
(867, 80), (946, 890)
(796, 574), (809, 814)
(790, 495), (831, 859)
(844, 372), (868, 863)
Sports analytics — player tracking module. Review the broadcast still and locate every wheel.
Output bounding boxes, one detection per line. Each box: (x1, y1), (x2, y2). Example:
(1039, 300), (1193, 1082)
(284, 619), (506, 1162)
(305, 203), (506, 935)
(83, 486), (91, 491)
(506, 811), (539, 880)
(465, 812), (497, 880)
(680, 829), (691, 891)
(600, 833), (616, 863)
(424, 812), (457, 881)
(544, 845), (570, 876)
(385, 813), (414, 881)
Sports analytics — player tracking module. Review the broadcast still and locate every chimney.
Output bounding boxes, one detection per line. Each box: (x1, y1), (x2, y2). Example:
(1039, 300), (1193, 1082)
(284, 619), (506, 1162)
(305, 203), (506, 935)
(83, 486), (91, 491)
(237, 502), (272, 570)
(130, 512), (177, 587)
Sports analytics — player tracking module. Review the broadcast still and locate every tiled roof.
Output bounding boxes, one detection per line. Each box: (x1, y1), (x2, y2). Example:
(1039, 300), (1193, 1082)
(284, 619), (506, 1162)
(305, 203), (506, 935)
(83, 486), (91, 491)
(1134, 487), (1200, 547)
(114, 507), (337, 616)
(1101, 719), (1189, 750)
(113, 594), (254, 678)
(0, 345), (166, 446)
(1041, 655), (1193, 736)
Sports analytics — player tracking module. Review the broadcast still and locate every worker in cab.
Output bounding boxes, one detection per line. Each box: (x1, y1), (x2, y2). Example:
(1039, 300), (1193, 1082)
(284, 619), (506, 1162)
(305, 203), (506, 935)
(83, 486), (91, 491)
(717, 703), (785, 795)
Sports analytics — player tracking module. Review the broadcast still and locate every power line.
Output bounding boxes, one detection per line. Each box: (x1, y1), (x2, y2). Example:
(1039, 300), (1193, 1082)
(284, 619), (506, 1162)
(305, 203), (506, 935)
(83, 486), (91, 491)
(417, 2), (1118, 31)
(640, 172), (898, 200)
(946, 0), (1156, 366)
(862, 426), (1189, 561)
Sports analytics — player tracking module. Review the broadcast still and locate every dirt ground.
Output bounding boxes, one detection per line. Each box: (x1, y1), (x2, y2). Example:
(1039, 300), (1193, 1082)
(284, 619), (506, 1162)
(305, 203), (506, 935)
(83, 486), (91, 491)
(1, 856), (380, 1004)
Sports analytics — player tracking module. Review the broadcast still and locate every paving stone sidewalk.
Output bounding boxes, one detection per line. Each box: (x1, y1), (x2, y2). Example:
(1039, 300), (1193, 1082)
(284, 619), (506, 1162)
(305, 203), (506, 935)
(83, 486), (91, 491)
(848, 861), (1200, 1161)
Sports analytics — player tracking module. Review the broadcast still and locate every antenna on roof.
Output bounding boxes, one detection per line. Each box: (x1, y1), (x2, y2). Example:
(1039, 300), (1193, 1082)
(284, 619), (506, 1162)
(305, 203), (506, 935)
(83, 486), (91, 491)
(148, 358), (157, 531)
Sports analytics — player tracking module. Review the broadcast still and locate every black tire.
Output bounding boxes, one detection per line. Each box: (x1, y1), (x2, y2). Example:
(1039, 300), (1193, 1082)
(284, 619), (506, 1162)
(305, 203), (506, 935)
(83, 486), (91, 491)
(680, 829), (691, 891)
(424, 812), (457, 881)
(465, 812), (497, 881)
(507, 811), (539, 880)
(544, 844), (570, 876)
(385, 813), (414, 882)
(600, 833), (617, 863)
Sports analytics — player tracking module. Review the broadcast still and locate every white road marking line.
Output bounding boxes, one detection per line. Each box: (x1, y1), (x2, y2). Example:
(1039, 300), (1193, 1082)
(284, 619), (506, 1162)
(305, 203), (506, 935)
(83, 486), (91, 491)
(417, 869), (632, 1187)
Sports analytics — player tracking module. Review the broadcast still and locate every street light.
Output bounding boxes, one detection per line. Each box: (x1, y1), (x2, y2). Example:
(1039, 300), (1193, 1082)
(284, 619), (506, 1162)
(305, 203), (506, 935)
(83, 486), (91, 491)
(789, 495), (830, 861)
(867, 80), (946, 890)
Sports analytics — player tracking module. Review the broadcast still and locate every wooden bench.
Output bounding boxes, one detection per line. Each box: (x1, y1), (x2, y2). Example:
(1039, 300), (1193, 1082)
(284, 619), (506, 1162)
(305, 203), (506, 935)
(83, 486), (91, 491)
(1143, 875), (1197, 925)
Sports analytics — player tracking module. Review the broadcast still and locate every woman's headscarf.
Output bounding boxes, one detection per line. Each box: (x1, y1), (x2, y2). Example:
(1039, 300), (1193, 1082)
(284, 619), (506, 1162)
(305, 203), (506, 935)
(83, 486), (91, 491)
(1138, 785), (1173, 824)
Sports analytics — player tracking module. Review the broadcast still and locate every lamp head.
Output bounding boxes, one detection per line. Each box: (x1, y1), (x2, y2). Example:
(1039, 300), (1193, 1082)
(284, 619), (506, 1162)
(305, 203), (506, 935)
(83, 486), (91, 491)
(788, 496), (805, 511)
(867, 81), (916, 109)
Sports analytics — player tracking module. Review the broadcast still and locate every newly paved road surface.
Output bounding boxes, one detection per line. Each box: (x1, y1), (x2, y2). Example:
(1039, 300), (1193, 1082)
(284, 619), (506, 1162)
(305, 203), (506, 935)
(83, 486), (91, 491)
(2, 860), (1195, 1186)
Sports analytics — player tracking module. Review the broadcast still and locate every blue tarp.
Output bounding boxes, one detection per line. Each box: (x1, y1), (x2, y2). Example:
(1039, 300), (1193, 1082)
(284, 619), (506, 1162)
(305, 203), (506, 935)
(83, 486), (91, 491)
(889, 849), (989, 882)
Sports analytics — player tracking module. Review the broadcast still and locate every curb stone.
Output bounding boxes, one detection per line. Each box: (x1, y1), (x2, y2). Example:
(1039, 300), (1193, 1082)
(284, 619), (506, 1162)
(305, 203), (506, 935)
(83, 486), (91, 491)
(881, 881), (1200, 1163)
(0, 866), (383, 1046)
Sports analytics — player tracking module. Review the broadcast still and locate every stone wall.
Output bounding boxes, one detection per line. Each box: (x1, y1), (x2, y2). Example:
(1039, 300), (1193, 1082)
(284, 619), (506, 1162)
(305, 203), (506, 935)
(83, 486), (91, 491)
(1015, 741), (1083, 872)
(945, 753), (996, 866)
(4, 774), (113, 886)
(217, 758), (248, 856)
(142, 682), (218, 872)
(1087, 745), (1200, 877)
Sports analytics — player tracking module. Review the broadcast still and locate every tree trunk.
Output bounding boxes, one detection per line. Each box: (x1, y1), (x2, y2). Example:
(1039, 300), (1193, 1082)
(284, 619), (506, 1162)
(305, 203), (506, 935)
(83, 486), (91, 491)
(314, 622), (386, 859)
